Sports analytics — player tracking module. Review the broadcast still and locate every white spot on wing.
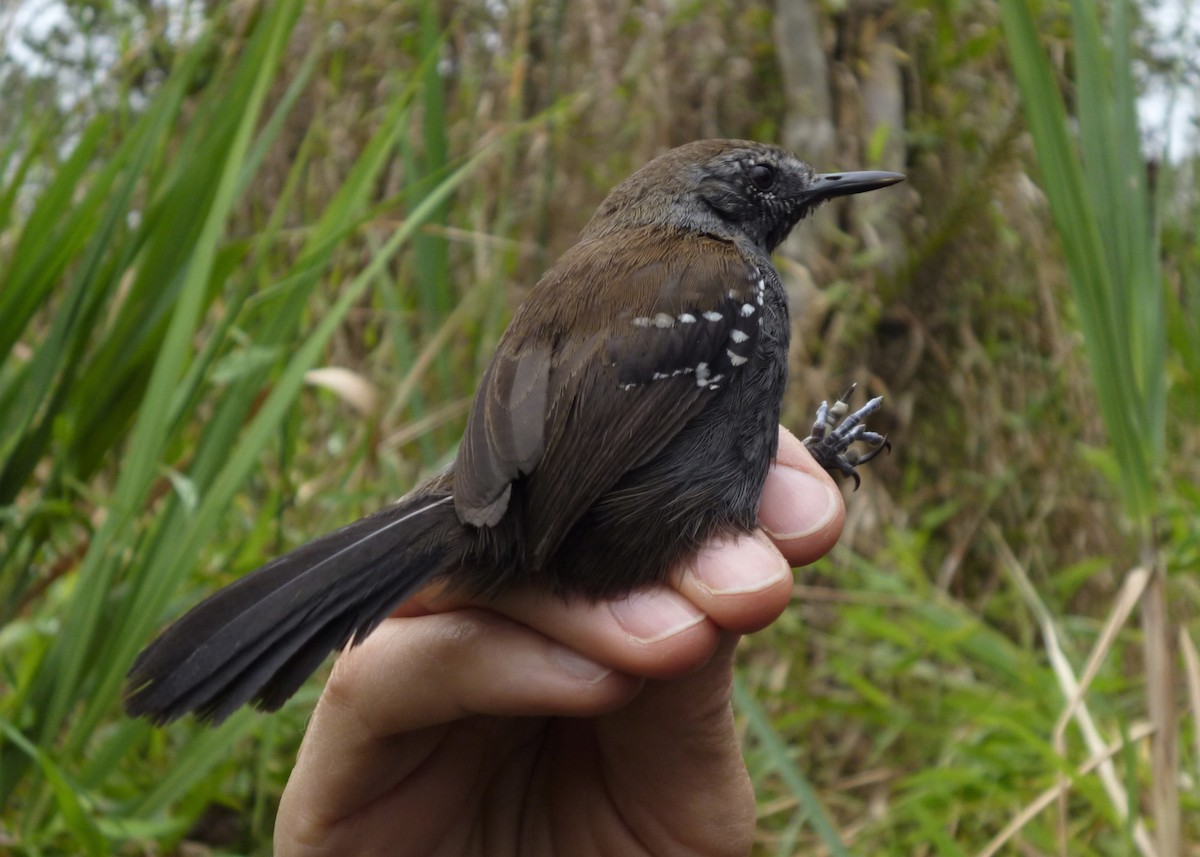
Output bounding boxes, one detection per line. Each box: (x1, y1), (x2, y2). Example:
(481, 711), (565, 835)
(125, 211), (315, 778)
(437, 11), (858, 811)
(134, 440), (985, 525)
(633, 317), (652, 327)
(740, 304), (755, 317)
(729, 329), (749, 344)
(703, 311), (723, 322)
(728, 350), (749, 366)
(678, 313), (697, 324)
(654, 312), (674, 328)
(695, 362), (710, 386)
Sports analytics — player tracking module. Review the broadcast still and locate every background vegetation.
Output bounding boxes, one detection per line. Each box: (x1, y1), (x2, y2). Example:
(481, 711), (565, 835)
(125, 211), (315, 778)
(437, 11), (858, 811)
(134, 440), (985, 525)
(1, 0), (1197, 854)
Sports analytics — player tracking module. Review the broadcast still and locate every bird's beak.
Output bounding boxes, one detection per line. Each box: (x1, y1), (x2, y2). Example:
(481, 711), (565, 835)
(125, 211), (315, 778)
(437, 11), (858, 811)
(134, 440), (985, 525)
(806, 170), (905, 203)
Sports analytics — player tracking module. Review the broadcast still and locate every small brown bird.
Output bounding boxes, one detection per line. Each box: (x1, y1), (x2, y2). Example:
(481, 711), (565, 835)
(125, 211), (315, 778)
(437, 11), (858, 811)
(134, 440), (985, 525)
(126, 139), (903, 724)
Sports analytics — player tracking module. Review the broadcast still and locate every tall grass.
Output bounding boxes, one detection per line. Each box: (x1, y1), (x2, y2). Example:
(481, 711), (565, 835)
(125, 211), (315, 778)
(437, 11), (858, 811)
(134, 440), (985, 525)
(737, 1), (1194, 853)
(1000, 0), (1175, 852)
(0, 5), (516, 852)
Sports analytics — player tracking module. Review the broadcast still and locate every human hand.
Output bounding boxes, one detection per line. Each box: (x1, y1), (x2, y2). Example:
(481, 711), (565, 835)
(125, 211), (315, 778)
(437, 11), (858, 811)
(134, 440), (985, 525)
(275, 427), (845, 857)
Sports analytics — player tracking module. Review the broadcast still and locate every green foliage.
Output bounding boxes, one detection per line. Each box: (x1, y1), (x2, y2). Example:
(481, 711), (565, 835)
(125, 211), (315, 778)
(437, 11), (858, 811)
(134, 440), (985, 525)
(734, 671), (851, 856)
(0, 4), (519, 852)
(740, 539), (1185, 854)
(1000, 0), (1165, 524)
(740, 0), (1200, 844)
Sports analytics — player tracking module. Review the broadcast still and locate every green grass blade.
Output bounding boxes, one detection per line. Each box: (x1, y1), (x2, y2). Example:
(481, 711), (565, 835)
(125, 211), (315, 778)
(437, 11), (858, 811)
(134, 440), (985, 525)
(129, 711), (257, 817)
(85, 139), (506, 752)
(110, 95), (424, 690)
(999, 0), (1164, 522)
(33, 0), (302, 758)
(0, 719), (105, 856)
(734, 670), (851, 857)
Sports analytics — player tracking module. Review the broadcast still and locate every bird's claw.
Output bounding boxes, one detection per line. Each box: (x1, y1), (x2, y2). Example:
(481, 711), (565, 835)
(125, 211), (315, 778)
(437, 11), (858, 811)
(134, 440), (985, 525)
(802, 383), (889, 490)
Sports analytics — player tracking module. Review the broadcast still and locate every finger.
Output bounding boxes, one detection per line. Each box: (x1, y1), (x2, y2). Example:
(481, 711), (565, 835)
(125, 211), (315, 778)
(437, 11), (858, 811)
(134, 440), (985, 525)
(329, 609), (639, 734)
(670, 530), (794, 635)
(460, 584), (723, 681)
(757, 425), (845, 566)
(283, 609), (641, 826)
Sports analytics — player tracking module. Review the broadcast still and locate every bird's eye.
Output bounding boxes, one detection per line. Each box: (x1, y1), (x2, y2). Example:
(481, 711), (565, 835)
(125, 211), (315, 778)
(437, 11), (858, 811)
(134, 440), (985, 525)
(748, 163), (776, 191)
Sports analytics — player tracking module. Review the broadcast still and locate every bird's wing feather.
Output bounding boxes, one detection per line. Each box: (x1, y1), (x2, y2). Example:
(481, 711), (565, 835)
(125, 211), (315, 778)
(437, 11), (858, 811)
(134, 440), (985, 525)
(454, 229), (769, 560)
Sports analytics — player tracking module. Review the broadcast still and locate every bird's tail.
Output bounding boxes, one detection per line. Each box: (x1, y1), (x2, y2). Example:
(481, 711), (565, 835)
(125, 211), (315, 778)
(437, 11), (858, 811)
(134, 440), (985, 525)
(125, 489), (465, 724)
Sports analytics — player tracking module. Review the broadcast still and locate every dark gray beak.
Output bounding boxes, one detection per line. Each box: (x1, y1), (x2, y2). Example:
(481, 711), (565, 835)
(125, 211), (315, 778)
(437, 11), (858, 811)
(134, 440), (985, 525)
(806, 170), (905, 203)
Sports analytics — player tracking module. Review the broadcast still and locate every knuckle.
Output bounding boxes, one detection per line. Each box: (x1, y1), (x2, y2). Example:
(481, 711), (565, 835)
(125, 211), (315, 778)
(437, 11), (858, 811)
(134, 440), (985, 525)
(432, 609), (507, 656)
(322, 645), (371, 713)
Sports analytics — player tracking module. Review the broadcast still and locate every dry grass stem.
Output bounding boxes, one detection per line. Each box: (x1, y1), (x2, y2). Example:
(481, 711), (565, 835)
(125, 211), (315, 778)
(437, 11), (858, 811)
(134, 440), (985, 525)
(1140, 563), (1181, 857)
(989, 524), (1158, 857)
(382, 398), (472, 451)
(1180, 628), (1200, 788)
(975, 721), (1157, 857)
(303, 367), (379, 416)
(384, 280), (487, 423)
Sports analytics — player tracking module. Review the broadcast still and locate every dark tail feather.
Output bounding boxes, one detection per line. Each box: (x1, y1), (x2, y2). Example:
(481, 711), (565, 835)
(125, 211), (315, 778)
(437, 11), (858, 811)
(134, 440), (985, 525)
(125, 491), (464, 724)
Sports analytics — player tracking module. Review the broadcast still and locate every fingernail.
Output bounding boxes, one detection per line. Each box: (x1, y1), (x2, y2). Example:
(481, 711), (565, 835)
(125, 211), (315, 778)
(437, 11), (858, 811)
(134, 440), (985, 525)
(550, 645), (613, 684)
(758, 467), (840, 540)
(691, 535), (790, 595)
(610, 589), (706, 643)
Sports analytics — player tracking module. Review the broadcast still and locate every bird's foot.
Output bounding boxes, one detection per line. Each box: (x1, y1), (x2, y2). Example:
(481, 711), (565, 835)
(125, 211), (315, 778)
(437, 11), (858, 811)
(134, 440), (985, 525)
(802, 383), (890, 490)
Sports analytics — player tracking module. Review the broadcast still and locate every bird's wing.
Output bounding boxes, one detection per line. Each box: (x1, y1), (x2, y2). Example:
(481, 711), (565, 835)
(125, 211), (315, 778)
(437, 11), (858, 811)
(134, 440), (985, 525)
(454, 229), (770, 560)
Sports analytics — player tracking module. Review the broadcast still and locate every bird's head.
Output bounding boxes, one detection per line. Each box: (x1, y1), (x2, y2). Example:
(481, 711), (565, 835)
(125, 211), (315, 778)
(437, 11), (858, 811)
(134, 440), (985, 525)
(584, 139), (904, 253)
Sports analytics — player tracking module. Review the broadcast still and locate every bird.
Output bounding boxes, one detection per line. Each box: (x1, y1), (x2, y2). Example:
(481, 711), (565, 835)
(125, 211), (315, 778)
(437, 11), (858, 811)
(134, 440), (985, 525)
(125, 139), (903, 724)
